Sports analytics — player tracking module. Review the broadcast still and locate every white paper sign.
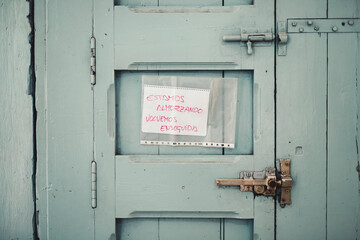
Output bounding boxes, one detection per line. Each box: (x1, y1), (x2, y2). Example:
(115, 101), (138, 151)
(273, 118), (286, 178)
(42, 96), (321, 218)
(141, 85), (210, 136)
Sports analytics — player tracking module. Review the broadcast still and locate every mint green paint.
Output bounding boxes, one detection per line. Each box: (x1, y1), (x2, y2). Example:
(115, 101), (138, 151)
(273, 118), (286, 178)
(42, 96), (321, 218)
(0, 0), (34, 239)
(327, 33), (360, 240)
(35, 0), (94, 239)
(33, 0), (360, 239)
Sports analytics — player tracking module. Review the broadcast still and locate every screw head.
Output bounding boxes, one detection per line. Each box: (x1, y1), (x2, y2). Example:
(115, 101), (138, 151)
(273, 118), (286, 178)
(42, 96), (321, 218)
(332, 26), (338, 32)
(314, 25), (320, 31)
(307, 20), (313, 26)
(348, 20), (354, 25)
(291, 21), (297, 27)
(299, 27), (304, 33)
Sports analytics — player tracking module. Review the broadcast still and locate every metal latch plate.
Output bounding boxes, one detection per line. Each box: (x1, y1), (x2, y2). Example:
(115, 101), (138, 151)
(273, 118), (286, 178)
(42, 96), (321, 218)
(216, 160), (293, 206)
(287, 18), (360, 33)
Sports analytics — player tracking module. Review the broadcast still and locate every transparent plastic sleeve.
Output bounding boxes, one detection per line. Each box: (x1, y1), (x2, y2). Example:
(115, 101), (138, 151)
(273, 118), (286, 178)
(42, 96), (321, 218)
(140, 75), (238, 148)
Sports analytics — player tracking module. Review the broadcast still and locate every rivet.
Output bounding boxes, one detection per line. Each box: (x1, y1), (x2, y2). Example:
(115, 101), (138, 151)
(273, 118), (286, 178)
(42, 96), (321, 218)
(299, 27), (304, 33)
(307, 20), (313, 26)
(314, 26), (319, 31)
(348, 20), (354, 26)
(332, 26), (338, 32)
(291, 21), (297, 27)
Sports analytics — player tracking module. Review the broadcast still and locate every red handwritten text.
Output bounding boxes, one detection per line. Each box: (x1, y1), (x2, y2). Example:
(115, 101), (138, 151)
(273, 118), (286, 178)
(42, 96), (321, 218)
(160, 125), (198, 133)
(146, 94), (185, 103)
(156, 105), (203, 114)
(146, 114), (177, 123)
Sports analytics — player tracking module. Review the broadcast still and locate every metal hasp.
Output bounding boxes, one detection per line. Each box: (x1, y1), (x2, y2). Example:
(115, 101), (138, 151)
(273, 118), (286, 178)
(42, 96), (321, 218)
(223, 32), (275, 55)
(216, 159), (293, 207)
(287, 18), (360, 33)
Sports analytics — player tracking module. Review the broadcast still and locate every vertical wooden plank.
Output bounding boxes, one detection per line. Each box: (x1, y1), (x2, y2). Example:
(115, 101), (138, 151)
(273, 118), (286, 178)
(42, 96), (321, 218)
(36, 0), (94, 238)
(116, 219), (159, 240)
(276, 1), (327, 240)
(116, 71), (159, 155)
(159, 218), (221, 240)
(276, 34), (327, 239)
(94, 0), (116, 239)
(250, 1), (275, 239)
(327, 33), (360, 240)
(35, 0), (47, 238)
(328, 0), (360, 18)
(224, 219), (253, 240)
(276, 0), (327, 19)
(0, 0), (33, 239)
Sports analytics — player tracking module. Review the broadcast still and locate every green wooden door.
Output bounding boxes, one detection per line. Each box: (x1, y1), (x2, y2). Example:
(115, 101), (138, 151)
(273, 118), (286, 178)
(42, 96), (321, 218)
(94, 0), (275, 239)
(35, 0), (360, 239)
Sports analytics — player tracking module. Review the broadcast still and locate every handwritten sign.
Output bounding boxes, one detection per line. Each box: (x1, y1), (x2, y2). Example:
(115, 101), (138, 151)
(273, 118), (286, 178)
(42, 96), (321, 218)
(141, 85), (210, 136)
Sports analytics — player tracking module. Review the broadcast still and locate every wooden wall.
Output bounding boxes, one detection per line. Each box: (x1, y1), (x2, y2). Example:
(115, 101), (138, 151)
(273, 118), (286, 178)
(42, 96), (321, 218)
(0, 0), (34, 239)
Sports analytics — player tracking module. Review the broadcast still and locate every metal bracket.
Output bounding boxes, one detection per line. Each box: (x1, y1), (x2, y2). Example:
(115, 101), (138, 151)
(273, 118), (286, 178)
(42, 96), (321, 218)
(278, 159), (292, 207)
(287, 18), (360, 33)
(277, 21), (288, 56)
(216, 159), (293, 207)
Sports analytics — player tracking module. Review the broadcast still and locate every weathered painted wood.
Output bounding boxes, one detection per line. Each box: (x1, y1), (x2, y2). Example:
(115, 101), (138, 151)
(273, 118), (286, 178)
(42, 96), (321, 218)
(159, 218), (221, 240)
(35, 0), (94, 239)
(114, 5), (267, 71)
(276, 1), (327, 239)
(0, 0), (33, 239)
(116, 218), (253, 240)
(276, 33), (327, 240)
(250, 3), (275, 237)
(116, 218), (159, 240)
(276, 0), (327, 19)
(115, 0), (254, 6)
(328, 0), (360, 18)
(115, 0), (158, 7)
(224, 219), (253, 240)
(114, 1), (275, 239)
(224, 0), (253, 5)
(116, 155), (254, 218)
(93, 0), (116, 239)
(327, 33), (360, 240)
(159, 0), (221, 6)
(34, 0), (47, 238)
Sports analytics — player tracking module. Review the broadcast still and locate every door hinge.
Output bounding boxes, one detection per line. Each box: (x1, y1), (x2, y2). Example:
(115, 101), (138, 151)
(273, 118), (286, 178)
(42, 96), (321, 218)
(90, 37), (96, 85)
(287, 18), (360, 33)
(216, 159), (293, 207)
(91, 160), (97, 208)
